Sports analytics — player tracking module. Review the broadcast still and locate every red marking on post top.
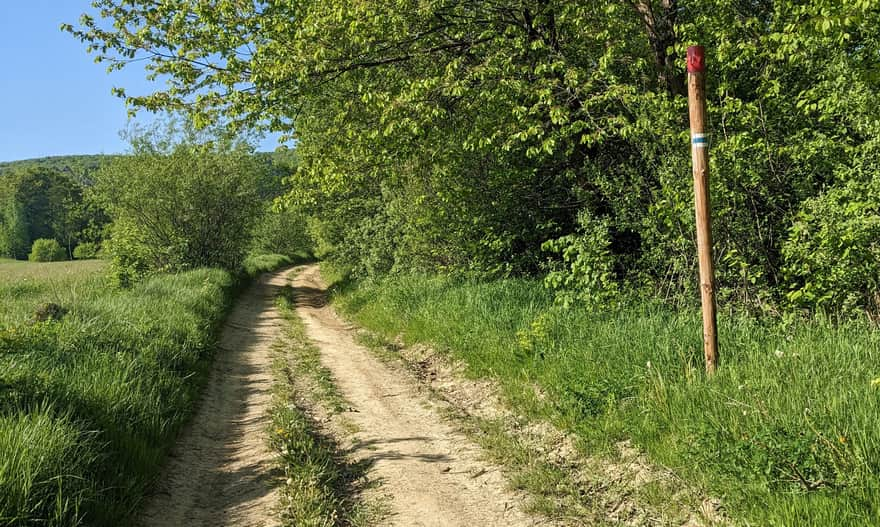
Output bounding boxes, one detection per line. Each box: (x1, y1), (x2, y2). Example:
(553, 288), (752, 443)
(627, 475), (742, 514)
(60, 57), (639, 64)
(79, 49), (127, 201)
(687, 46), (706, 73)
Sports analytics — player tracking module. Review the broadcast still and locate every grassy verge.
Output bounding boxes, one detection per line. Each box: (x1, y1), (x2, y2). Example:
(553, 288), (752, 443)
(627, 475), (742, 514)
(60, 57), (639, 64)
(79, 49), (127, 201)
(333, 272), (880, 527)
(267, 283), (380, 526)
(358, 332), (624, 527)
(0, 256), (294, 525)
(354, 320), (699, 525)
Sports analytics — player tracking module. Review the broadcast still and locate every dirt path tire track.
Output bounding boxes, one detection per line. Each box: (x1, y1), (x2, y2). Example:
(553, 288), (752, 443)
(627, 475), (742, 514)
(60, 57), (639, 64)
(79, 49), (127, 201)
(293, 264), (542, 527)
(139, 270), (289, 527)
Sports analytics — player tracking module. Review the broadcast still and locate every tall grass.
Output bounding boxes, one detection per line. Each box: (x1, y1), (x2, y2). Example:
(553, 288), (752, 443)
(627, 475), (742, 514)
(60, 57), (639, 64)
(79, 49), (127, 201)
(0, 261), (236, 525)
(0, 260), (107, 326)
(335, 273), (880, 526)
(0, 408), (95, 526)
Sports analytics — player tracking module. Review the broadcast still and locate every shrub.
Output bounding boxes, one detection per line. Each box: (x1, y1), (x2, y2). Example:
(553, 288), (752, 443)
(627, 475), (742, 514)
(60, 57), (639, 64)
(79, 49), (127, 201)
(541, 210), (619, 309)
(250, 206), (312, 259)
(73, 242), (100, 260)
(28, 239), (66, 262)
(783, 159), (880, 316)
(95, 137), (266, 284)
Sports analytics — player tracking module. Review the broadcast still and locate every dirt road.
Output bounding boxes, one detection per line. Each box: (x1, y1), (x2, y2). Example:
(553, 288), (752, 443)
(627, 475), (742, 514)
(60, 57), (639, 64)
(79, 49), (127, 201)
(293, 264), (538, 527)
(139, 270), (287, 527)
(139, 265), (540, 527)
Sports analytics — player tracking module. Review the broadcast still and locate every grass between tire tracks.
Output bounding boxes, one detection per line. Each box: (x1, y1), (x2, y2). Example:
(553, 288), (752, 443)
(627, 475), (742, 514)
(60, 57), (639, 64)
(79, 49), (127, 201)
(267, 281), (383, 527)
(330, 269), (880, 527)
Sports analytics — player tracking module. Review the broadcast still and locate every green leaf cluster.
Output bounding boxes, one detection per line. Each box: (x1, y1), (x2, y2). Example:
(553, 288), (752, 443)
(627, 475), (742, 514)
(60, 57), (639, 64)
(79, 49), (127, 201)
(0, 167), (104, 260)
(69, 0), (880, 313)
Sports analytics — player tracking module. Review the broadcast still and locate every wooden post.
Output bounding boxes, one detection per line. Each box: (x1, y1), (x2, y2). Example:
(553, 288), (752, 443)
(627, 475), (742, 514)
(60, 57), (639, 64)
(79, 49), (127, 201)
(686, 45), (718, 375)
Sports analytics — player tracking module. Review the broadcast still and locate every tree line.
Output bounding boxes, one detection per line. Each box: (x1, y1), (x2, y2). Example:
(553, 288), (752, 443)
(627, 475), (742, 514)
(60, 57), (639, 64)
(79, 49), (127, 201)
(0, 130), (307, 284)
(64, 1), (880, 315)
(0, 165), (104, 260)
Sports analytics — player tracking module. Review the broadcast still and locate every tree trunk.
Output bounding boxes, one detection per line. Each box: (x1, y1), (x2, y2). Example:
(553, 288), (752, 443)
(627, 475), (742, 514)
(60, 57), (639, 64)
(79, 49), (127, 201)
(630, 0), (685, 97)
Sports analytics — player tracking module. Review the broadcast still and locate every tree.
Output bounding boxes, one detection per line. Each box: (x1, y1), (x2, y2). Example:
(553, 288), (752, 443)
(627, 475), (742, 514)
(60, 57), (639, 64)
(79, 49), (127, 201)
(0, 167), (93, 259)
(68, 0), (880, 311)
(0, 196), (28, 260)
(250, 205), (311, 260)
(94, 131), (267, 284)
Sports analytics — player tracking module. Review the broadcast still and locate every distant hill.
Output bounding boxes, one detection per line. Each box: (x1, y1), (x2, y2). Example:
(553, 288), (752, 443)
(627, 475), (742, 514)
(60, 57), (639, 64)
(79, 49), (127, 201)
(0, 155), (115, 185)
(0, 150), (297, 185)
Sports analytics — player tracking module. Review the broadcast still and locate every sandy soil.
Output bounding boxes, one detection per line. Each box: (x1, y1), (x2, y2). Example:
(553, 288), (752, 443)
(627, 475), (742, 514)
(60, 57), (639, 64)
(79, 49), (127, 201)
(138, 264), (549, 527)
(292, 264), (542, 527)
(134, 263), (718, 527)
(139, 270), (288, 527)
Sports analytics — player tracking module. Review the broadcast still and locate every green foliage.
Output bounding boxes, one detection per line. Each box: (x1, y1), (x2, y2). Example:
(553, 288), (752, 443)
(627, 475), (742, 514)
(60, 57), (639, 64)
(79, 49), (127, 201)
(28, 238), (66, 262)
(783, 163), (880, 315)
(0, 154), (112, 185)
(94, 132), (267, 285)
(0, 197), (28, 260)
(0, 261), (236, 525)
(250, 206), (312, 260)
(69, 0), (880, 312)
(0, 166), (99, 260)
(542, 210), (619, 309)
(72, 242), (100, 260)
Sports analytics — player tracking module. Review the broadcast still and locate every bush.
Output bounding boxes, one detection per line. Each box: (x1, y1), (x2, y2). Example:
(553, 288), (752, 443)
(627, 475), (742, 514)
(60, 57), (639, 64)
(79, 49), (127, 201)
(541, 210), (619, 309)
(783, 174), (880, 316)
(73, 242), (100, 260)
(28, 239), (66, 262)
(250, 206), (312, 259)
(95, 136), (267, 285)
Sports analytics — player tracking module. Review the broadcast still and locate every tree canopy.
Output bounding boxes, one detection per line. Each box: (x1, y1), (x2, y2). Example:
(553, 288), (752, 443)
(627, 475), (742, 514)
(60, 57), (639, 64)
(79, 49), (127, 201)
(92, 128), (275, 284)
(68, 0), (880, 313)
(0, 167), (100, 259)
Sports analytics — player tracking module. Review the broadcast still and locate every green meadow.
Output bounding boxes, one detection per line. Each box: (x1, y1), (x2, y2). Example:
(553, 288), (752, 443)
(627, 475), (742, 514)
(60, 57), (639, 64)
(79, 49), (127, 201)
(0, 259), (237, 525)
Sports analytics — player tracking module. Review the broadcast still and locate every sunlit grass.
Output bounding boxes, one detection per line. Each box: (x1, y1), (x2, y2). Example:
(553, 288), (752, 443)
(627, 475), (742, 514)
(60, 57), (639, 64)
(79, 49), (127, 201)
(335, 273), (880, 526)
(0, 408), (95, 526)
(0, 261), (235, 525)
(0, 260), (107, 323)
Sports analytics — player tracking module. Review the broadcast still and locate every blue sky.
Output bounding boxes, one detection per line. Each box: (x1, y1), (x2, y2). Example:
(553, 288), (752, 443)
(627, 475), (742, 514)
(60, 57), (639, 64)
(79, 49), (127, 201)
(0, 2), (279, 162)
